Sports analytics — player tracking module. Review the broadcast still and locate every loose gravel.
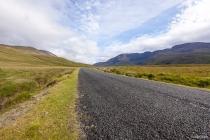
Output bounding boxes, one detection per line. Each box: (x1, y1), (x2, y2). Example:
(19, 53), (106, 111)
(78, 68), (210, 140)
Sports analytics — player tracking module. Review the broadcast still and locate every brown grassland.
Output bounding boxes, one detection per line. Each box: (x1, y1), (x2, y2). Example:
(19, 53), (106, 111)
(106, 64), (210, 90)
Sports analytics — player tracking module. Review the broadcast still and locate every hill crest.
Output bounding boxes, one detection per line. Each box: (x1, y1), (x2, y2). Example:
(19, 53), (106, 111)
(0, 44), (89, 67)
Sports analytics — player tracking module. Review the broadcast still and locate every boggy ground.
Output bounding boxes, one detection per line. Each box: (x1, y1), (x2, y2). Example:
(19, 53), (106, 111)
(78, 68), (210, 139)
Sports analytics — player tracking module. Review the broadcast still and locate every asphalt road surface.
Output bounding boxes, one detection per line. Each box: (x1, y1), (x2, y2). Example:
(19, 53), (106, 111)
(78, 68), (210, 140)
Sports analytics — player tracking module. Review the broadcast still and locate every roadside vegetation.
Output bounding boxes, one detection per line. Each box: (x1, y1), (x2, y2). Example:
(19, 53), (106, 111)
(0, 67), (74, 114)
(0, 44), (90, 139)
(103, 65), (210, 89)
(0, 68), (79, 139)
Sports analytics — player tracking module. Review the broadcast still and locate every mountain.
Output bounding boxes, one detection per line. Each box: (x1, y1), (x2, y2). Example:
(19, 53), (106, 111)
(94, 42), (210, 66)
(0, 44), (90, 67)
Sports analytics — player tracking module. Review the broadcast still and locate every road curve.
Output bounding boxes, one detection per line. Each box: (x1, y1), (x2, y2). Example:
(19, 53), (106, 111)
(78, 68), (210, 140)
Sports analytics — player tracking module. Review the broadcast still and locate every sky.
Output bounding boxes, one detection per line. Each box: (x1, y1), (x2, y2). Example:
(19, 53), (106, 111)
(0, 0), (210, 64)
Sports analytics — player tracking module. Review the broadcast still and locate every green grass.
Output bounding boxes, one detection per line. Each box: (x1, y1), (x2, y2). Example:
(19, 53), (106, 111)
(104, 65), (210, 89)
(0, 67), (75, 113)
(0, 68), (79, 139)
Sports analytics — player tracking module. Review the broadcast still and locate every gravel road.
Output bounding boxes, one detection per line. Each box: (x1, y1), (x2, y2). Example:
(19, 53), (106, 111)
(78, 68), (210, 140)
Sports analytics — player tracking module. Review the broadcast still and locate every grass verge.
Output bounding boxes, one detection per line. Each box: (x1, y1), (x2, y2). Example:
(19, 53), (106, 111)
(100, 65), (210, 90)
(0, 68), (79, 140)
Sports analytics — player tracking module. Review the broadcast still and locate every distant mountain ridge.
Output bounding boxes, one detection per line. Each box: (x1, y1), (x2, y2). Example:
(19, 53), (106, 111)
(94, 42), (210, 66)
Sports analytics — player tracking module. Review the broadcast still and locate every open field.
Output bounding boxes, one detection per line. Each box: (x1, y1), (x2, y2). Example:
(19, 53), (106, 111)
(0, 68), (79, 139)
(103, 65), (210, 89)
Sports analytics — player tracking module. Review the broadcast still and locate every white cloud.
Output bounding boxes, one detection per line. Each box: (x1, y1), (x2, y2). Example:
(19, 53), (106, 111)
(96, 0), (183, 36)
(99, 0), (210, 62)
(0, 0), (99, 64)
(0, 0), (209, 64)
(71, 0), (183, 36)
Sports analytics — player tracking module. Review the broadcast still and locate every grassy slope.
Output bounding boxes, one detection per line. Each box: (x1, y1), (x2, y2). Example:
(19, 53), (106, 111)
(0, 44), (90, 67)
(0, 69), (79, 140)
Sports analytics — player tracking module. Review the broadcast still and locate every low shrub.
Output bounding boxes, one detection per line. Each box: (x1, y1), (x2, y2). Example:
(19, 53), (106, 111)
(0, 81), (36, 98)
(111, 69), (121, 74)
(134, 73), (150, 78)
(5, 92), (31, 107)
(0, 84), (18, 98)
(134, 73), (143, 78)
(158, 73), (165, 76)
(160, 77), (174, 82)
(147, 74), (155, 80)
(35, 77), (48, 89)
(19, 81), (36, 92)
(196, 79), (210, 88)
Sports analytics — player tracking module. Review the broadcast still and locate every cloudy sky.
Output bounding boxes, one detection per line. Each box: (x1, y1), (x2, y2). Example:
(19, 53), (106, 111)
(0, 0), (210, 64)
